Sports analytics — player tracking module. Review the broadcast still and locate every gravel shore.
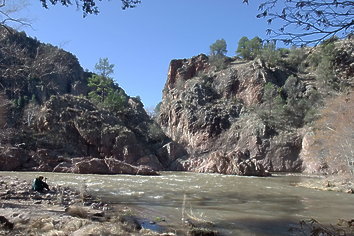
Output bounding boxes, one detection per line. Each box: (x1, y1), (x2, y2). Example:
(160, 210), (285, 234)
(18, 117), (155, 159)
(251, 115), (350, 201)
(294, 174), (354, 194)
(0, 175), (175, 236)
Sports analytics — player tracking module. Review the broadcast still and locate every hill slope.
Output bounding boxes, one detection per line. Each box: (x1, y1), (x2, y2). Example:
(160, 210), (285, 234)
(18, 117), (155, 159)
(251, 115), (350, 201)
(0, 28), (185, 174)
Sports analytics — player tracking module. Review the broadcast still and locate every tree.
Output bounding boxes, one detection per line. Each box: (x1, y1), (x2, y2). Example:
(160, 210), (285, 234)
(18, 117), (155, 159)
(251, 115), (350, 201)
(39, 0), (141, 16)
(88, 74), (113, 103)
(95, 57), (114, 78)
(236, 36), (263, 60)
(103, 89), (127, 112)
(209, 39), (227, 56)
(245, 0), (354, 45)
(236, 36), (251, 59)
(88, 57), (115, 103)
(260, 40), (282, 67)
(88, 58), (127, 111)
(308, 40), (340, 91)
(248, 37), (263, 58)
(23, 98), (40, 127)
(262, 82), (279, 118)
(0, 0), (140, 29)
(3, 0), (351, 47)
(38, 0), (354, 45)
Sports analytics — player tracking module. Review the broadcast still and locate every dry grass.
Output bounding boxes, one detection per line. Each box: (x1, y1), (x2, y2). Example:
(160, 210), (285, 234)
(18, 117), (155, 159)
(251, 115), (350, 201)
(289, 218), (354, 236)
(181, 194), (218, 236)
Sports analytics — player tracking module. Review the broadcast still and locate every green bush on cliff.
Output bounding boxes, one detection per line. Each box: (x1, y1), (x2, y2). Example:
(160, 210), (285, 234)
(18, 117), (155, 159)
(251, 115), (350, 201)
(209, 39), (228, 70)
(88, 74), (113, 103)
(259, 79), (321, 130)
(308, 40), (340, 91)
(259, 40), (282, 67)
(103, 89), (127, 112)
(88, 58), (127, 112)
(236, 36), (288, 67)
(258, 82), (286, 129)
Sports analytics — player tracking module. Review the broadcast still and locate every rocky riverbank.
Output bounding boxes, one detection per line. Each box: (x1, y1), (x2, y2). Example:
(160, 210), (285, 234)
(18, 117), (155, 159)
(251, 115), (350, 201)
(0, 175), (177, 236)
(293, 174), (354, 194)
(0, 175), (220, 236)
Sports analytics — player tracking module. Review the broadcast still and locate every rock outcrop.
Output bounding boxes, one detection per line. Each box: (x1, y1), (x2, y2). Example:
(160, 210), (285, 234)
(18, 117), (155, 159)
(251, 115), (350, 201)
(158, 55), (302, 175)
(0, 94), (182, 174)
(0, 28), (89, 108)
(0, 29), (185, 175)
(158, 38), (354, 176)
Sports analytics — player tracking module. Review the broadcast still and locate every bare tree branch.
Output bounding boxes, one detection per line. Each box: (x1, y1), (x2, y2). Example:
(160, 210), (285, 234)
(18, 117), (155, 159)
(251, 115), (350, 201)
(39, 0), (141, 16)
(0, 0), (31, 30)
(252, 0), (354, 46)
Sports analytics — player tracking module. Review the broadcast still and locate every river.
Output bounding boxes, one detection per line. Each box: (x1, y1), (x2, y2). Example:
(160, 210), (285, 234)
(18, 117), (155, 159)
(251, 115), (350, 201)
(2, 171), (353, 235)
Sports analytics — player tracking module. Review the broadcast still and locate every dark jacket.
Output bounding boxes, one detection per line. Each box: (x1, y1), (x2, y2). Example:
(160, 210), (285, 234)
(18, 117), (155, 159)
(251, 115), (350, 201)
(32, 178), (49, 192)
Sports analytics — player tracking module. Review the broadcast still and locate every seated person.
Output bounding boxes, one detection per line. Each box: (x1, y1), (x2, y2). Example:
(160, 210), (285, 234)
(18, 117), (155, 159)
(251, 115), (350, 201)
(32, 176), (50, 192)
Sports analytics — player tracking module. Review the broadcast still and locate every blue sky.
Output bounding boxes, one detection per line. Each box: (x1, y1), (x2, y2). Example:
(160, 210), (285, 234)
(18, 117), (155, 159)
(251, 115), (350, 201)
(18, 0), (276, 109)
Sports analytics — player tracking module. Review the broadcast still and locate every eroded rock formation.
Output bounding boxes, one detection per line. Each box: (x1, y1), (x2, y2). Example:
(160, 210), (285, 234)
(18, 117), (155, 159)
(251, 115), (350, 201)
(158, 54), (303, 175)
(0, 29), (185, 175)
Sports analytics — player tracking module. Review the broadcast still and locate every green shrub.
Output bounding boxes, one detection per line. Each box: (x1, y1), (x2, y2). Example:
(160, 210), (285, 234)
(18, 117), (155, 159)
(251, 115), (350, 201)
(260, 41), (282, 67)
(209, 55), (228, 71)
(286, 46), (308, 72)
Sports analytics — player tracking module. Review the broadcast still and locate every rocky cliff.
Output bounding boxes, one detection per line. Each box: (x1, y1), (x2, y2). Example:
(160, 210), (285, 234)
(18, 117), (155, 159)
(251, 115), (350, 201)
(1, 28), (352, 177)
(0, 28), (185, 174)
(157, 38), (354, 176)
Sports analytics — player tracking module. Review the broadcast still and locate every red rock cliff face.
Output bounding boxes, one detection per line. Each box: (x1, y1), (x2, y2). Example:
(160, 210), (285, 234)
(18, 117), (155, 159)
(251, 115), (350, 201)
(158, 55), (302, 175)
(166, 54), (210, 90)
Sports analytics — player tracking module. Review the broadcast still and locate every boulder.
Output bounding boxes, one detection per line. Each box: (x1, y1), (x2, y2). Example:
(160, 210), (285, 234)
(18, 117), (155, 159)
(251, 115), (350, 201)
(262, 132), (303, 172)
(135, 155), (164, 170)
(105, 158), (158, 175)
(73, 158), (110, 174)
(32, 94), (176, 171)
(0, 215), (14, 230)
(184, 152), (270, 177)
(72, 158), (159, 175)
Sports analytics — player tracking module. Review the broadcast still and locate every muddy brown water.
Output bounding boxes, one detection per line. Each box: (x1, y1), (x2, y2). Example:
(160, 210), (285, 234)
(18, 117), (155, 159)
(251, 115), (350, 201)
(2, 171), (353, 235)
